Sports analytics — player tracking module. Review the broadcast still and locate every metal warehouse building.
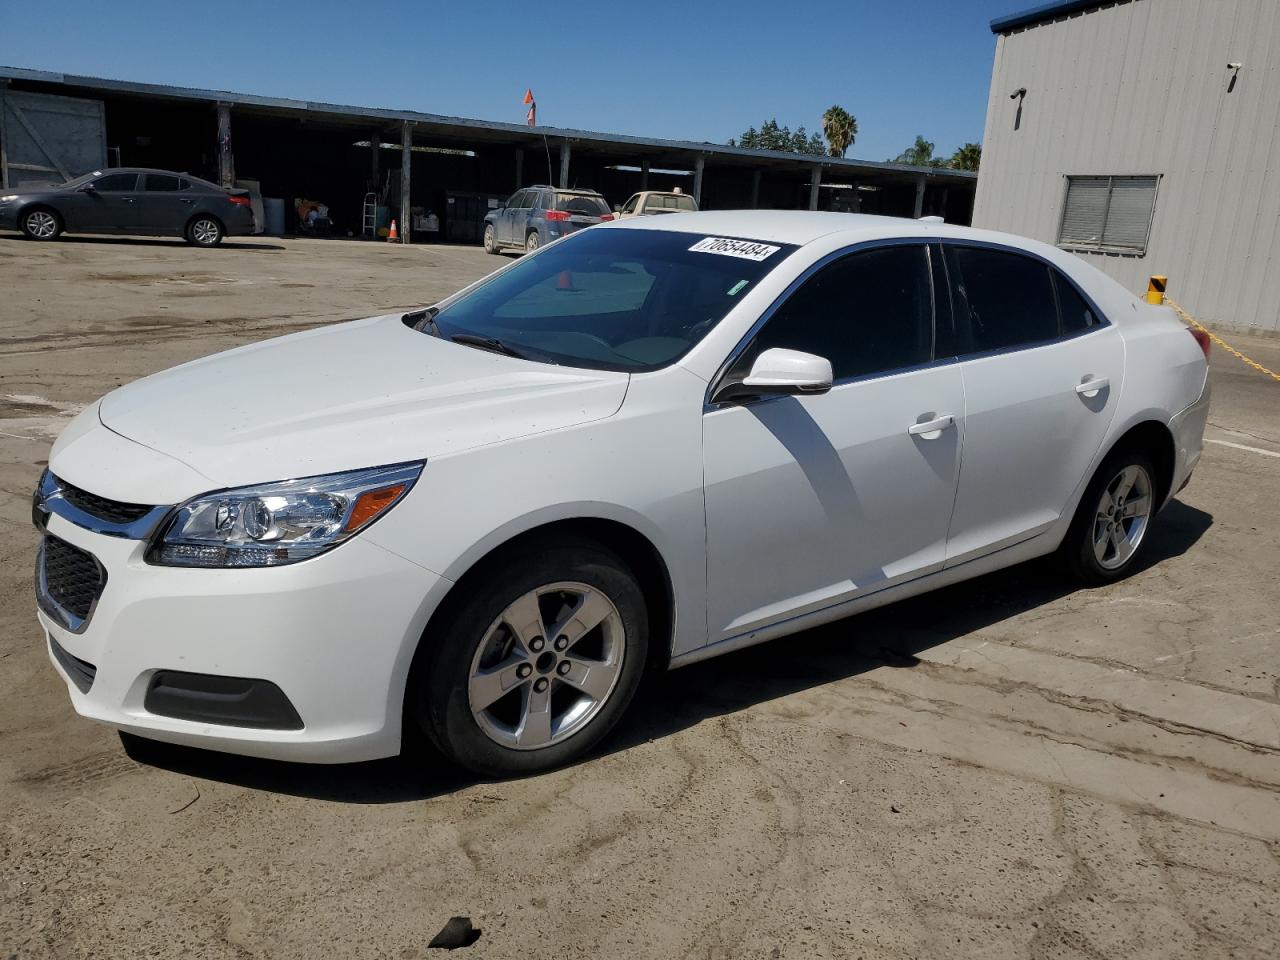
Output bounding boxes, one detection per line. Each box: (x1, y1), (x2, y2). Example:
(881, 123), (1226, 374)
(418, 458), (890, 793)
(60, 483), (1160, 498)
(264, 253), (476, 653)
(0, 66), (976, 245)
(973, 0), (1280, 334)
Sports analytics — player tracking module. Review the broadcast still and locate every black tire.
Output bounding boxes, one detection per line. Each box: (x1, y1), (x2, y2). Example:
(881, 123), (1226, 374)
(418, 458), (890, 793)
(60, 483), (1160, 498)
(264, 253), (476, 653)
(185, 215), (224, 247)
(1060, 446), (1159, 585)
(20, 207), (62, 241)
(524, 230), (540, 254)
(482, 223), (499, 254)
(412, 538), (649, 777)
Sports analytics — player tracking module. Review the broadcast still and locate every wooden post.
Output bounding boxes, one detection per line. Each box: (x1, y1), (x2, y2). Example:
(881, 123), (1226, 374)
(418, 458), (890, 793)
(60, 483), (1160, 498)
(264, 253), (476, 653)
(693, 154), (704, 206)
(216, 102), (234, 189)
(0, 80), (9, 190)
(558, 141), (570, 188)
(514, 148), (523, 189)
(808, 163), (822, 210)
(750, 169), (761, 209)
(639, 159), (649, 190)
(913, 175), (926, 219)
(370, 129), (380, 188)
(400, 121), (413, 244)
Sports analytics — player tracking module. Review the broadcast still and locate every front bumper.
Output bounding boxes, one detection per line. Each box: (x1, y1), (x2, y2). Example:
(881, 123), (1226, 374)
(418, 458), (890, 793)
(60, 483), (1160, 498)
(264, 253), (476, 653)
(0, 204), (18, 231)
(37, 512), (444, 763)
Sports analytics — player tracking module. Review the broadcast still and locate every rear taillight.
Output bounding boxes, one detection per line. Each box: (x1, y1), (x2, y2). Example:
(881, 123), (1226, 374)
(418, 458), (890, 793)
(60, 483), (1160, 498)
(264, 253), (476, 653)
(227, 195), (251, 207)
(1189, 327), (1212, 359)
(598, 213), (614, 221)
(545, 210), (570, 221)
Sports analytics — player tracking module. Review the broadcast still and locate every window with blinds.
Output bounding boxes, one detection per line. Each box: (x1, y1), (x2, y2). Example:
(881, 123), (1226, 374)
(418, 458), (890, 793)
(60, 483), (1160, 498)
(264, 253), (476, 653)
(1057, 175), (1159, 255)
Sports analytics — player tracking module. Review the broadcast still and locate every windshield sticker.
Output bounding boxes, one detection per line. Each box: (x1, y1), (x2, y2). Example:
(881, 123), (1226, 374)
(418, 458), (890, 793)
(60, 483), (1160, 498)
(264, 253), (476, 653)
(727, 279), (750, 296)
(689, 237), (781, 261)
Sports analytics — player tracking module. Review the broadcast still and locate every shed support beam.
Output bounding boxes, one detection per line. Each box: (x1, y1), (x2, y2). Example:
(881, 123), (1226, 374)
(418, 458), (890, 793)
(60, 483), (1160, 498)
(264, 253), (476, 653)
(808, 164), (822, 211)
(559, 142), (571, 188)
(216, 102), (234, 189)
(913, 175), (926, 219)
(370, 129), (380, 188)
(0, 80), (9, 190)
(750, 169), (761, 209)
(640, 159), (649, 190)
(399, 121), (414, 243)
(693, 154), (704, 206)
(515, 148), (523, 189)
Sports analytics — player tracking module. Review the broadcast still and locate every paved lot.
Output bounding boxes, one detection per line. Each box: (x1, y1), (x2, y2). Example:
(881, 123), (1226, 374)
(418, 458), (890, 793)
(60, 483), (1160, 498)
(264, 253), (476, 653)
(2, 234), (1278, 960)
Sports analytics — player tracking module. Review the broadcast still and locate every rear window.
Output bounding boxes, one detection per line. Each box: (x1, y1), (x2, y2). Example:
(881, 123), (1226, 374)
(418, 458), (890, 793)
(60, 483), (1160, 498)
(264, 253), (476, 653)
(555, 192), (609, 216)
(430, 228), (796, 371)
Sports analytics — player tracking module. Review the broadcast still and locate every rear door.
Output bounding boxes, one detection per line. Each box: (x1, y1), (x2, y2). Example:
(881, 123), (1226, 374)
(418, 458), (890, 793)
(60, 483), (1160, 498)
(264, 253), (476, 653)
(137, 173), (191, 234)
(82, 172), (144, 232)
(941, 242), (1123, 565)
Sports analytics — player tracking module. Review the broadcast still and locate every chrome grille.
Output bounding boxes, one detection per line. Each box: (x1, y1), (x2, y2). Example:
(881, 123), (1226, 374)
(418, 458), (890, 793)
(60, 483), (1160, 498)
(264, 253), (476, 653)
(54, 474), (154, 525)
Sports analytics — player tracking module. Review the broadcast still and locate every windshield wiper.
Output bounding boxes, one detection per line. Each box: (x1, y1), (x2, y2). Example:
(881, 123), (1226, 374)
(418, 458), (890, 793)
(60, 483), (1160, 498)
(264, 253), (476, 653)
(450, 333), (529, 360)
(403, 306), (441, 337)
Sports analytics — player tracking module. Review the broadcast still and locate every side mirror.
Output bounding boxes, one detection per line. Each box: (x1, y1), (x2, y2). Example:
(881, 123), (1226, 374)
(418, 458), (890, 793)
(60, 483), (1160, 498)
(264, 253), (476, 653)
(79, 184), (98, 194)
(712, 347), (833, 404)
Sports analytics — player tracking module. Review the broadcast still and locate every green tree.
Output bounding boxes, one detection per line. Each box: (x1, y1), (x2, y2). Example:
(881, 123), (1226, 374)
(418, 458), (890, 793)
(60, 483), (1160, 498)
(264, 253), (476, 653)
(891, 135), (942, 167)
(821, 105), (858, 158)
(949, 142), (982, 171)
(730, 118), (826, 156)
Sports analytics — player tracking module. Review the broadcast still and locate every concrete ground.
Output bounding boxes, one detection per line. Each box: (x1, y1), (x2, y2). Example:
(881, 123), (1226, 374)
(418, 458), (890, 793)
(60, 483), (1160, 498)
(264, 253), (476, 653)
(1, 233), (1278, 960)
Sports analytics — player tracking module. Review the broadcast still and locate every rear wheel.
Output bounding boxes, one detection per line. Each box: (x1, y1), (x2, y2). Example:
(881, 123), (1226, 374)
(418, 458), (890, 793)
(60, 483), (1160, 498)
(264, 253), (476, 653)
(1061, 448), (1157, 584)
(21, 208), (62, 241)
(482, 223), (498, 254)
(524, 230), (540, 254)
(412, 539), (648, 777)
(185, 216), (224, 247)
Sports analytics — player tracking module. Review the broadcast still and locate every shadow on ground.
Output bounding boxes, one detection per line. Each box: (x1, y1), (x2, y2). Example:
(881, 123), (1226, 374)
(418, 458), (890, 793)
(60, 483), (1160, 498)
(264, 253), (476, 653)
(122, 498), (1213, 803)
(0, 234), (285, 251)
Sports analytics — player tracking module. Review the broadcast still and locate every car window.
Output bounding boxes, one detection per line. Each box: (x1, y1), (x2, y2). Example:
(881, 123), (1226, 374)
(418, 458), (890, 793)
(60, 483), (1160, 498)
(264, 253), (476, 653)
(506, 191), (526, 209)
(947, 245), (1059, 353)
(430, 228), (796, 372)
(178, 178), (194, 190)
(143, 174), (182, 192)
(676, 195), (696, 211)
(93, 173), (138, 192)
(554, 192), (609, 216)
(746, 244), (934, 382)
(518, 191), (537, 210)
(621, 195), (640, 214)
(1053, 270), (1100, 334)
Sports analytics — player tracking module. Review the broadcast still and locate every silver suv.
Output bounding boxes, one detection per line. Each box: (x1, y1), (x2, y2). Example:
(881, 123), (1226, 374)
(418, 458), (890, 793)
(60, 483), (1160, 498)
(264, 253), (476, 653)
(482, 186), (612, 254)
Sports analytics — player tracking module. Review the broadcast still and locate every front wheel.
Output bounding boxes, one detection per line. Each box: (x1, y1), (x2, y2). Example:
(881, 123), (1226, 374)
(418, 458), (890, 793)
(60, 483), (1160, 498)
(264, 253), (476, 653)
(1061, 448), (1158, 584)
(524, 230), (540, 254)
(185, 216), (224, 247)
(413, 540), (648, 777)
(482, 223), (498, 254)
(21, 208), (62, 240)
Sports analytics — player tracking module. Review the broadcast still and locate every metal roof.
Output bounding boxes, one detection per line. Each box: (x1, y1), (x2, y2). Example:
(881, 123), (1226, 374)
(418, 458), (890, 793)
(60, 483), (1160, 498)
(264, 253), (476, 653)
(990, 0), (1113, 34)
(0, 65), (976, 184)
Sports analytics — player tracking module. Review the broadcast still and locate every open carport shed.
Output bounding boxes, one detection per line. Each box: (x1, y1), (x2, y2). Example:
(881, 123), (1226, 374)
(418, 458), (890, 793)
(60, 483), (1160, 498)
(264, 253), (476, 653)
(0, 65), (976, 243)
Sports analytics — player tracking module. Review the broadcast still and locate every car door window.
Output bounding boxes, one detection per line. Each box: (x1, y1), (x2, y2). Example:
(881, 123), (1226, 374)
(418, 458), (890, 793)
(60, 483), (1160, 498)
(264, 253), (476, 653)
(621, 195), (640, 214)
(1053, 270), (1101, 334)
(742, 244), (934, 381)
(143, 174), (182, 192)
(506, 191), (526, 210)
(93, 173), (139, 192)
(518, 191), (536, 210)
(946, 245), (1059, 353)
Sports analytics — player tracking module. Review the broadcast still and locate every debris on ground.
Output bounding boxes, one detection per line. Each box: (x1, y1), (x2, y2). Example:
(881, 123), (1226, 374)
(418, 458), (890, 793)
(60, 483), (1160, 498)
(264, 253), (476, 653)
(428, 917), (481, 950)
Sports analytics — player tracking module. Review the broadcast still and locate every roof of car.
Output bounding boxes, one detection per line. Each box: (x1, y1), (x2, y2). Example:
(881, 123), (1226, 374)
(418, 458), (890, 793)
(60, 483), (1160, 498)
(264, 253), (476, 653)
(523, 185), (604, 194)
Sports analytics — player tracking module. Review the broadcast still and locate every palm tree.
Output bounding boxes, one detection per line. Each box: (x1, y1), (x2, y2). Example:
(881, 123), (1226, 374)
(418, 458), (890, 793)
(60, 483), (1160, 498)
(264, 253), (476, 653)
(950, 142), (982, 171)
(821, 106), (858, 158)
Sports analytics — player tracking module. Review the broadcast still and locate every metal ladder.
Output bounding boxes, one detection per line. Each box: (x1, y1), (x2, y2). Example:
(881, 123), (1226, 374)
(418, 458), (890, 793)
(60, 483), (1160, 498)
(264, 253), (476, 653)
(361, 192), (377, 238)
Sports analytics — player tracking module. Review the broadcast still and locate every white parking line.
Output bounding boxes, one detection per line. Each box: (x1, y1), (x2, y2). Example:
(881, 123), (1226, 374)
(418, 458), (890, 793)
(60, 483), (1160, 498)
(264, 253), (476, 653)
(1206, 438), (1280, 459)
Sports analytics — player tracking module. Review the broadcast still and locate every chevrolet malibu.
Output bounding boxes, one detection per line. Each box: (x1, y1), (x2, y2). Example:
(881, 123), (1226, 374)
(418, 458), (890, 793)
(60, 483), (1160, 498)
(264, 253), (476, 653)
(34, 211), (1210, 776)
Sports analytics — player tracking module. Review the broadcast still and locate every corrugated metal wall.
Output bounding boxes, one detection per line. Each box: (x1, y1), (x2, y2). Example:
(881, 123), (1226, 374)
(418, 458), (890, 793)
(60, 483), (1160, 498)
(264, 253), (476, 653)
(972, 0), (1280, 333)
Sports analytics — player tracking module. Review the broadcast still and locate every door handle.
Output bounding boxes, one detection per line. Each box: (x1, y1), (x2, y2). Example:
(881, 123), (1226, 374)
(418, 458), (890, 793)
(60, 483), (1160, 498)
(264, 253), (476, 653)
(1075, 376), (1109, 398)
(908, 414), (955, 438)
(121, 197), (135, 203)
(180, 198), (194, 204)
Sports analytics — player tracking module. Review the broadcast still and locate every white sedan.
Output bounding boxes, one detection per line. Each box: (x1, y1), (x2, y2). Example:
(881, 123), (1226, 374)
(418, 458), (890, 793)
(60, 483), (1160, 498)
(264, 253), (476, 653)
(34, 211), (1210, 776)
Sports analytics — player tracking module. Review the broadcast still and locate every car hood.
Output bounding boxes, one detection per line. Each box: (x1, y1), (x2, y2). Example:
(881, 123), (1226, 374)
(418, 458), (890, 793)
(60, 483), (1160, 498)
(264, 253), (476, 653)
(97, 313), (630, 490)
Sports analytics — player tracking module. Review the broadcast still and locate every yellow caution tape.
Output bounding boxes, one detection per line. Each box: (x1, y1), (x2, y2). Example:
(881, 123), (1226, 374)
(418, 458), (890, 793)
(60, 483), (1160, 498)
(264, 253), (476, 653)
(1164, 296), (1280, 384)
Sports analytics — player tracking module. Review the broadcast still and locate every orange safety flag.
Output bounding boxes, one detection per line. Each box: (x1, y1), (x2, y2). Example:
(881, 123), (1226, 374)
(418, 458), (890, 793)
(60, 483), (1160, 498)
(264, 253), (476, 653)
(522, 89), (534, 105)
(523, 88), (536, 127)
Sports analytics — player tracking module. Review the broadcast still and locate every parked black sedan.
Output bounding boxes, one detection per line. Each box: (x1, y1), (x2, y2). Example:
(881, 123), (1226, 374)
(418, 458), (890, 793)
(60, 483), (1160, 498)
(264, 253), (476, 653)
(0, 168), (255, 246)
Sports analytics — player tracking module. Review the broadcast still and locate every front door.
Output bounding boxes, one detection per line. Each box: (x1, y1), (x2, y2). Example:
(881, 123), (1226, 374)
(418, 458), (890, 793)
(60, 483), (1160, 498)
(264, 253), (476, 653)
(81, 172), (145, 232)
(703, 243), (965, 642)
(940, 243), (1123, 565)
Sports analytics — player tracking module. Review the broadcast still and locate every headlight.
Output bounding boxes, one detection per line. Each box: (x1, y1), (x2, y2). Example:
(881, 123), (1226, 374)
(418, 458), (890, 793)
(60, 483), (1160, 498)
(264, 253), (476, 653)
(149, 462), (423, 568)
(0, 195), (17, 202)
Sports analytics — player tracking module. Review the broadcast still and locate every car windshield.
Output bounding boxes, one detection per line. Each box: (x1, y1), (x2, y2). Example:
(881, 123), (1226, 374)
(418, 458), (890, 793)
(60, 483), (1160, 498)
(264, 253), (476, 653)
(430, 228), (796, 371)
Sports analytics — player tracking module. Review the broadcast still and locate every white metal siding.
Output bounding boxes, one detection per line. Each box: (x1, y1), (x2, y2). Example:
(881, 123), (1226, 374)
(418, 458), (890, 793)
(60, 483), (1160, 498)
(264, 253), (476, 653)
(973, 0), (1280, 333)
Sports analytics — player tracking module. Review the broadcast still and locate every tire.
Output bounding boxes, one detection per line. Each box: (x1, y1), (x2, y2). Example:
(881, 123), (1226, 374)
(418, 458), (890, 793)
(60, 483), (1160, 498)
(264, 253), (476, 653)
(185, 216), (224, 247)
(20, 207), (62, 241)
(412, 538), (649, 777)
(1060, 447), (1158, 584)
(524, 230), (540, 254)
(482, 223), (498, 254)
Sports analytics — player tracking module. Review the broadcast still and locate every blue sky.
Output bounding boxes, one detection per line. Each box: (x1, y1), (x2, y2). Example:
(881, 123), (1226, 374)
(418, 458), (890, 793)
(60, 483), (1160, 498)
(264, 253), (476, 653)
(0, 0), (1033, 160)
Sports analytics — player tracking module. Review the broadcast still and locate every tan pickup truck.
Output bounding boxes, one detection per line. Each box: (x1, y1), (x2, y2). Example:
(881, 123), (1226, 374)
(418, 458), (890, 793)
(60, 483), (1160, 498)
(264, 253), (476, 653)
(614, 190), (699, 218)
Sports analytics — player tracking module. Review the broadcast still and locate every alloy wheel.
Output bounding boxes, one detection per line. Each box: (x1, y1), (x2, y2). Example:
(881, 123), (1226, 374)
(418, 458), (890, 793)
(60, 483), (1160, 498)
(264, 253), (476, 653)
(191, 219), (220, 245)
(1092, 464), (1153, 570)
(467, 581), (625, 750)
(25, 211), (58, 239)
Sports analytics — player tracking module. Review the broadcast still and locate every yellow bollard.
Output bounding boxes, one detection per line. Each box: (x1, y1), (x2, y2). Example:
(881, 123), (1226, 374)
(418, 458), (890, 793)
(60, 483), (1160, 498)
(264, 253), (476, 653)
(1147, 275), (1167, 304)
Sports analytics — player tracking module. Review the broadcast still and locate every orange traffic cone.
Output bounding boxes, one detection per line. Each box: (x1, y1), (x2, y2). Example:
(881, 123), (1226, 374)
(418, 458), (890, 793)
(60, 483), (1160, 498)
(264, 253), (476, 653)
(387, 219), (399, 242)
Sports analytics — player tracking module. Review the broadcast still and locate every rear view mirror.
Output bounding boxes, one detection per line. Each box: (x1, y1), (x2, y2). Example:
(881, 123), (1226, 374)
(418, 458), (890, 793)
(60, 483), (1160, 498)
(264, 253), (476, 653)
(712, 348), (834, 404)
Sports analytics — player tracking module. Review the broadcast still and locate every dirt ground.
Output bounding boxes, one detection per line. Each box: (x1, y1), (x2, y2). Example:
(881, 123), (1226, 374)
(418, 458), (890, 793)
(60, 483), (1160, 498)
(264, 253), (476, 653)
(2, 233), (1278, 960)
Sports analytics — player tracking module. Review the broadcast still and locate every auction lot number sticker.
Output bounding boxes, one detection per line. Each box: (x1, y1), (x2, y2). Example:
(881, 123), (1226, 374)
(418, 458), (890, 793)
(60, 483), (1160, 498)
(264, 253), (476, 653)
(688, 237), (781, 261)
